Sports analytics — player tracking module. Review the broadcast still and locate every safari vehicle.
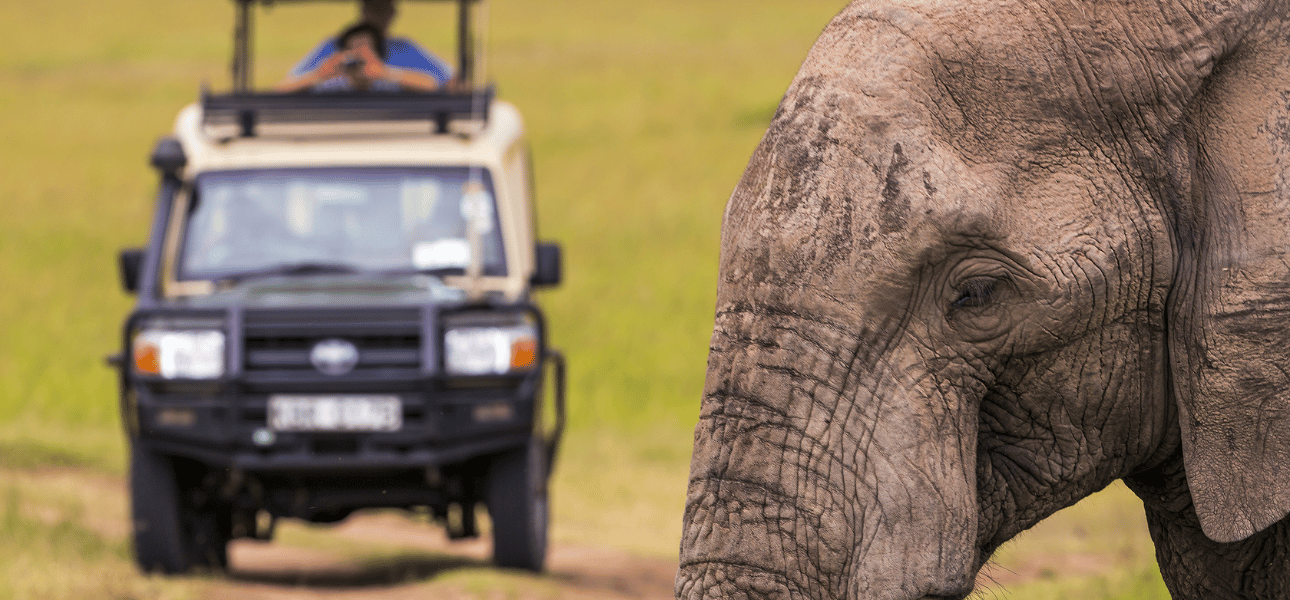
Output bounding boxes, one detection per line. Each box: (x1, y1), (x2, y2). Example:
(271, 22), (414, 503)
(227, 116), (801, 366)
(109, 0), (565, 574)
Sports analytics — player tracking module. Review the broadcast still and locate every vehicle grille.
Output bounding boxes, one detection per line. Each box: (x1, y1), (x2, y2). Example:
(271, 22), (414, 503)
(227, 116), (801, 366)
(242, 308), (423, 376)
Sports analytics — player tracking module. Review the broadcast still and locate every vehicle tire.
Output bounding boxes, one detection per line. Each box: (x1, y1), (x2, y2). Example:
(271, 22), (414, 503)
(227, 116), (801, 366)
(486, 437), (549, 572)
(130, 444), (191, 574)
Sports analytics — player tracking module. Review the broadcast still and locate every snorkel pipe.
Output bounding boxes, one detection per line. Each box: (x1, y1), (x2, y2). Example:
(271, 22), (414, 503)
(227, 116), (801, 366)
(463, 178), (486, 301)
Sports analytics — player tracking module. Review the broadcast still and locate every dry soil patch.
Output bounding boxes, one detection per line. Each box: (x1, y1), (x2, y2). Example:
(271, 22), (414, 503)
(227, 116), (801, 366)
(207, 512), (678, 600)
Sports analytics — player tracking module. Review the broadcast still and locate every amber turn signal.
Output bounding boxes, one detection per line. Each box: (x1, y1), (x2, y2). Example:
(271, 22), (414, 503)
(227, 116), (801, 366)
(510, 339), (538, 370)
(134, 343), (161, 375)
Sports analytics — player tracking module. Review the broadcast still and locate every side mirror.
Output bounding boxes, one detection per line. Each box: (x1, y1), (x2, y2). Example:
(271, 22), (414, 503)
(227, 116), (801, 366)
(150, 136), (186, 180)
(119, 247), (145, 294)
(532, 242), (562, 288)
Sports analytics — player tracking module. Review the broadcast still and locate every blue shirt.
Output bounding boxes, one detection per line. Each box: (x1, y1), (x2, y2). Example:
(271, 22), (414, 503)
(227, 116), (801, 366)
(289, 37), (454, 91)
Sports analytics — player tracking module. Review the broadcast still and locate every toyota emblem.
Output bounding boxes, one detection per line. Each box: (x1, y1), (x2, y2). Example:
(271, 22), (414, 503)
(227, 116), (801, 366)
(310, 339), (359, 375)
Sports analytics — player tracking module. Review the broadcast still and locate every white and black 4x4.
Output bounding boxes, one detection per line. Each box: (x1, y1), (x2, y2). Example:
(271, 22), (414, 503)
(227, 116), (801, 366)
(110, 0), (564, 574)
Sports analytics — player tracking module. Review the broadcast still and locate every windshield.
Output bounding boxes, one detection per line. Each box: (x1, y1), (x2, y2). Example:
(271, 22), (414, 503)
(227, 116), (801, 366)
(178, 167), (506, 282)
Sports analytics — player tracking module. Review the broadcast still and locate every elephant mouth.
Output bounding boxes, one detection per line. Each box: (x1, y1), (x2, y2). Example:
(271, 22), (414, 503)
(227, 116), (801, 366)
(674, 560), (796, 599)
(676, 560), (977, 600)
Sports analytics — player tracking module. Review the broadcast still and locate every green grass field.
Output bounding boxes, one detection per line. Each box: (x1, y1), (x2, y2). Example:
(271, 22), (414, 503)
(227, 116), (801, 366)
(0, 0), (1171, 597)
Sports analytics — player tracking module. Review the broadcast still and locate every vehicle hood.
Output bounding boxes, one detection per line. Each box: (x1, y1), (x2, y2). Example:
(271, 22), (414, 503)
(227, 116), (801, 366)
(176, 273), (469, 309)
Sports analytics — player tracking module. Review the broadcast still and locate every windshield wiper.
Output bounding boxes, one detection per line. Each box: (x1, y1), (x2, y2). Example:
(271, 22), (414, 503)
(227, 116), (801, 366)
(376, 267), (467, 278)
(215, 262), (364, 285)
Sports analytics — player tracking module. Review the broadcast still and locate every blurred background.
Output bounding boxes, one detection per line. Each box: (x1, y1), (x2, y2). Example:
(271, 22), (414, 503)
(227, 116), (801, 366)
(0, 0), (1170, 598)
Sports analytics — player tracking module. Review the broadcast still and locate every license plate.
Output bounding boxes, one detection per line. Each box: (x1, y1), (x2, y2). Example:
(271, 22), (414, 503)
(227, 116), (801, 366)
(268, 395), (402, 432)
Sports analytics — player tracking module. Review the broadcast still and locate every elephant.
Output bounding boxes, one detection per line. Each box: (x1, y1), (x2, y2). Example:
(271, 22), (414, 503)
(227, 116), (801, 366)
(676, 0), (1290, 598)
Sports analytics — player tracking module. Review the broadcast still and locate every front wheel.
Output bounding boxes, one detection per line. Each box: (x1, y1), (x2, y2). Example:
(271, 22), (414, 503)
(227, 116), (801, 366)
(129, 445), (229, 574)
(486, 437), (549, 572)
(130, 444), (190, 574)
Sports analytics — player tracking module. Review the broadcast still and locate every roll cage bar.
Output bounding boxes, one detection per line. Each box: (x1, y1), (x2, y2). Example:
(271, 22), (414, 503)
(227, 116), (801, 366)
(230, 0), (483, 92)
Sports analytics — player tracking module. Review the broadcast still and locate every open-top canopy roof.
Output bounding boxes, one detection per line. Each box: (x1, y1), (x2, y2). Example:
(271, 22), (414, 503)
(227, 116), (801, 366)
(232, 0), (480, 3)
(210, 0), (494, 138)
(229, 0), (485, 92)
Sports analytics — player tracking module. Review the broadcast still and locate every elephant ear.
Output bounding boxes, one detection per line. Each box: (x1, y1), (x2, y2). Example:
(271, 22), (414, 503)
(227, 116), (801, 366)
(1168, 35), (1290, 543)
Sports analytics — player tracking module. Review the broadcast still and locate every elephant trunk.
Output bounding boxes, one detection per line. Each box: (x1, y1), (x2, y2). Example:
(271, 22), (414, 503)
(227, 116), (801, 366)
(676, 309), (980, 600)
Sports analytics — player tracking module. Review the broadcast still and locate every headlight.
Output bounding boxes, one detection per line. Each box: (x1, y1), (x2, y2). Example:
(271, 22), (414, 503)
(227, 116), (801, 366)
(132, 329), (226, 379)
(444, 325), (538, 375)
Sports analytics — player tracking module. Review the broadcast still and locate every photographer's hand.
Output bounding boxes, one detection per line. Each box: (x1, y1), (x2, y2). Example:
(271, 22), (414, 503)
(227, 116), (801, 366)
(354, 45), (386, 81)
(275, 52), (347, 92)
(316, 52), (346, 80)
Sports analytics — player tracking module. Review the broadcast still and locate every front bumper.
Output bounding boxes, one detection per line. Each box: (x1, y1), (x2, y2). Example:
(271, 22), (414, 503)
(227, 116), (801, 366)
(118, 304), (566, 474)
(132, 381), (540, 472)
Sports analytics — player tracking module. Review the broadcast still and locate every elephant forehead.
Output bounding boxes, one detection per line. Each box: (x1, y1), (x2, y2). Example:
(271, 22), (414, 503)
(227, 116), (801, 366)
(819, 0), (1239, 152)
(718, 15), (1016, 296)
(717, 0), (1217, 302)
(721, 81), (1006, 292)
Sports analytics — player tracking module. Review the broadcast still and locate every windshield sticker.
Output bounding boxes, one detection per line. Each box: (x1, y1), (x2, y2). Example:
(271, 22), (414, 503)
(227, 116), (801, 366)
(413, 239), (471, 269)
(460, 181), (496, 234)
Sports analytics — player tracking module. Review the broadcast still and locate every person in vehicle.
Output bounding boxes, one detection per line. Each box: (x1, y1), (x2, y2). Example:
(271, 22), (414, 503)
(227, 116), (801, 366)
(276, 0), (452, 92)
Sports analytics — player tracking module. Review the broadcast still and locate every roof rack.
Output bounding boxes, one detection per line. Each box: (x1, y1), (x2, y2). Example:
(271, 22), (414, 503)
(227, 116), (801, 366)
(202, 87), (495, 136)
(230, 0), (484, 92)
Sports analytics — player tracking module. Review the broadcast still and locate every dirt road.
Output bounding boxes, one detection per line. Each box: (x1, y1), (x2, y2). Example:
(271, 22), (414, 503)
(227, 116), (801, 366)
(5, 466), (676, 600)
(208, 513), (678, 600)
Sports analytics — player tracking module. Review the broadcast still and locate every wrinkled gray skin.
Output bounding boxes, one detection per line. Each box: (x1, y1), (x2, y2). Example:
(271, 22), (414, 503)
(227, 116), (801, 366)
(677, 0), (1290, 598)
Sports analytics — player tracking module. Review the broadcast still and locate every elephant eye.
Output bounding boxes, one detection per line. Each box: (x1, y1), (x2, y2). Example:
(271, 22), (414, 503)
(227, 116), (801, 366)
(951, 277), (997, 310)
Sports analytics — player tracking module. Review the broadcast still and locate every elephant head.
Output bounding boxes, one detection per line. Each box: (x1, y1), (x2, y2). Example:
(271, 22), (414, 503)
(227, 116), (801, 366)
(677, 0), (1290, 598)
